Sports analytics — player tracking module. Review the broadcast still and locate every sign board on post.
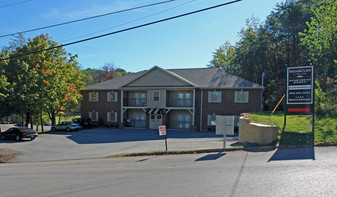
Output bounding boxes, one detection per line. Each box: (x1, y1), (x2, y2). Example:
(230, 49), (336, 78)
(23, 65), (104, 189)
(286, 66), (314, 115)
(215, 116), (234, 136)
(158, 125), (168, 151)
(158, 125), (166, 136)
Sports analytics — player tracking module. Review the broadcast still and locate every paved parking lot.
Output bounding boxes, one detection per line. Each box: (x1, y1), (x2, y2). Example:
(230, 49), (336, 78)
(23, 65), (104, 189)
(0, 126), (235, 163)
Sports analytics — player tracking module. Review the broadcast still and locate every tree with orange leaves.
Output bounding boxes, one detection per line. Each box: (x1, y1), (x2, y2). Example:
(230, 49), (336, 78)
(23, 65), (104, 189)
(0, 34), (84, 127)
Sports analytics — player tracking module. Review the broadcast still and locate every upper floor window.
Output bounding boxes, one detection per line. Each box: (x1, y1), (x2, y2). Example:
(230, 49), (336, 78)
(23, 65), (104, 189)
(234, 91), (249, 103)
(89, 92), (98, 102)
(107, 91), (117, 102)
(153, 91), (160, 101)
(208, 91), (221, 103)
(178, 93), (192, 107)
(135, 93), (146, 106)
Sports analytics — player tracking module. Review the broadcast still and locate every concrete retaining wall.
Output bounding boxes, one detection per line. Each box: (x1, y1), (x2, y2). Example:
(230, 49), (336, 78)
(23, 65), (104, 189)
(239, 117), (278, 145)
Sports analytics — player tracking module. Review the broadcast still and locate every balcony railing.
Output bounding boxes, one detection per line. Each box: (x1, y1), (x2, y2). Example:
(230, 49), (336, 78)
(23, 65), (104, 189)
(167, 98), (193, 107)
(124, 98), (147, 107)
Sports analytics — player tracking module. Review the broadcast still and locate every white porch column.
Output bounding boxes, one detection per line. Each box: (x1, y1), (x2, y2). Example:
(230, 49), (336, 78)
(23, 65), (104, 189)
(200, 89), (203, 131)
(121, 90), (124, 122)
(192, 89), (195, 126)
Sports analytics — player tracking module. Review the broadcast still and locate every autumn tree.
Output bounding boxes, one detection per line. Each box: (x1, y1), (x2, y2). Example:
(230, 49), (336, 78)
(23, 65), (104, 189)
(0, 34), (84, 126)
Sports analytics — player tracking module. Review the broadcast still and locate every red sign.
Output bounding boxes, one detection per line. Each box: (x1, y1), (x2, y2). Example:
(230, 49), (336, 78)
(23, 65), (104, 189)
(288, 107), (311, 113)
(158, 125), (166, 136)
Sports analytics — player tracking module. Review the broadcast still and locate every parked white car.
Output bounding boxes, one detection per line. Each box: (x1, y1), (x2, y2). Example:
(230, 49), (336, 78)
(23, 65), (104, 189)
(51, 121), (82, 132)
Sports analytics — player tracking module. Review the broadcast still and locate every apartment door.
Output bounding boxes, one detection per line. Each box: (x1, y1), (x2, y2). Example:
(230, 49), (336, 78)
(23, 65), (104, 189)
(149, 114), (163, 129)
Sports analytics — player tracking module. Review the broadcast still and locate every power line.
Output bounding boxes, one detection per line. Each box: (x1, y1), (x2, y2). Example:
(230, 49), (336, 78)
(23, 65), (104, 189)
(0, 0), (32, 9)
(0, 0), (242, 61)
(61, 0), (197, 43)
(0, 0), (176, 38)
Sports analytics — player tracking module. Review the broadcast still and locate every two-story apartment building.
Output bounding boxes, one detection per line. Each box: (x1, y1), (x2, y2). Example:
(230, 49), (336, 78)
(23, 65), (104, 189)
(81, 66), (262, 131)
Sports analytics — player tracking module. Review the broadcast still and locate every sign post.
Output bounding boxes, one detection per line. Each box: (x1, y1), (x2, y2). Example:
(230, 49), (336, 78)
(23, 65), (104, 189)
(158, 125), (167, 151)
(286, 66), (315, 144)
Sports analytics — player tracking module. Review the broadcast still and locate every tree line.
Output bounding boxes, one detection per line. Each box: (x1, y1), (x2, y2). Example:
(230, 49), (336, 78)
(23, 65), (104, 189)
(208, 0), (336, 117)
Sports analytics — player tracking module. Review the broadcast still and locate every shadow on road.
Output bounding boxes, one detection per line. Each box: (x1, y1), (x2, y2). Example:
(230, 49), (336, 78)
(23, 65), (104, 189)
(44, 128), (221, 144)
(268, 146), (315, 161)
(195, 152), (226, 161)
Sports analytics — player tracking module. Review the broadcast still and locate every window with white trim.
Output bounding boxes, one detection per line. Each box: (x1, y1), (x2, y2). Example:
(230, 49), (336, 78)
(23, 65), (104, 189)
(208, 91), (221, 103)
(107, 91), (117, 102)
(234, 91), (249, 103)
(107, 112), (117, 122)
(89, 112), (98, 121)
(153, 91), (160, 101)
(89, 92), (98, 102)
(207, 114), (216, 126)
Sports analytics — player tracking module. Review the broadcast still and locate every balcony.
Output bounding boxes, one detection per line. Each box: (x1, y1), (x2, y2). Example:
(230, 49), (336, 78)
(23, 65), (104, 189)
(124, 98), (147, 107)
(167, 98), (193, 108)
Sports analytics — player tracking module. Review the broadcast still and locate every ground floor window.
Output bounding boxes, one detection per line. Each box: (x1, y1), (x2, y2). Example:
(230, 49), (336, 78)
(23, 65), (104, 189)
(134, 113), (146, 127)
(89, 112), (98, 121)
(177, 115), (191, 130)
(107, 112), (117, 122)
(207, 114), (216, 126)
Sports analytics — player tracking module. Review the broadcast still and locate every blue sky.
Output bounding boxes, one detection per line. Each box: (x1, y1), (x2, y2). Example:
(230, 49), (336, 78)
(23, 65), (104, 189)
(0, 0), (283, 72)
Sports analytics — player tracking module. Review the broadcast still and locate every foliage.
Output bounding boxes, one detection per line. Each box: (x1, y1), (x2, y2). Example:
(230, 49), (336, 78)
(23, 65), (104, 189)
(208, 0), (318, 110)
(208, 41), (238, 75)
(0, 34), (84, 126)
(300, 0), (337, 117)
(0, 70), (9, 98)
(1, 33), (27, 52)
(80, 63), (129, 86)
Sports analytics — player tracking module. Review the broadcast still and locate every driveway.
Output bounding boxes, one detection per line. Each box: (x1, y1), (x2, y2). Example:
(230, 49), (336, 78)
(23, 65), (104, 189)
(0, 127), (232, 163)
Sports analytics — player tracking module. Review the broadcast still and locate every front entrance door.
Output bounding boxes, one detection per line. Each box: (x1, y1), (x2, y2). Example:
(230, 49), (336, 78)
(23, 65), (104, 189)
(149, 114), (163, 129)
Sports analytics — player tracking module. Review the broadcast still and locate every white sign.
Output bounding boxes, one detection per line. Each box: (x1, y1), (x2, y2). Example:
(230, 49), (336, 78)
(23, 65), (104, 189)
(215, 116), (234, 135)
(158, 125), (166, 136)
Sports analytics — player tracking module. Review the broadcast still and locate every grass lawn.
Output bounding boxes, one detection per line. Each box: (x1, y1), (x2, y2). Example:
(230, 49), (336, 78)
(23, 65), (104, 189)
(248, 111), (337, 145)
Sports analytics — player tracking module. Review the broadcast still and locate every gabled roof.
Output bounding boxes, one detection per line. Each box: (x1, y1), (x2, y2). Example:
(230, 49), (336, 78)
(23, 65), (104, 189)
(121, 66), (197, 88)
(83, 66), (262, 90)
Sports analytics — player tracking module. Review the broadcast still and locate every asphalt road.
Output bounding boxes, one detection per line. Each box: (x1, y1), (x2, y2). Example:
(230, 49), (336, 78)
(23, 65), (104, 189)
(0, 127), (229, 162)
(0, 146), (336, 197)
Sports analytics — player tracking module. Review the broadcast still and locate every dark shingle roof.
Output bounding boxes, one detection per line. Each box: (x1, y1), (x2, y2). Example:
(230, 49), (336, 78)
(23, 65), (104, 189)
(83, 70), (147, 90)
(168, 68), (262, 88)
(83, 67), (261, 90)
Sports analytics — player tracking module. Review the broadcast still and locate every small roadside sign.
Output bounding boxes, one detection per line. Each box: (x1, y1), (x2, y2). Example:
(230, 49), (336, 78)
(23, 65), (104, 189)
(158, 125), (166, 136)
(158, 125), (168, 151)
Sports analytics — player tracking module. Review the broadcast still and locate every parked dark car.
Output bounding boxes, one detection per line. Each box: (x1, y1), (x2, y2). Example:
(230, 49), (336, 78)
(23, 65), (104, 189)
(51, 121), (82, 132)
(0, 127), (38, 141)
(72, 118), (93, 129)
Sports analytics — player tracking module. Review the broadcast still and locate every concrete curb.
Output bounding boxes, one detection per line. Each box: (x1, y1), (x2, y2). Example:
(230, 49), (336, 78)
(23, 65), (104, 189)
(113, 143), (337, 157)
(113, 147), (244, 157)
